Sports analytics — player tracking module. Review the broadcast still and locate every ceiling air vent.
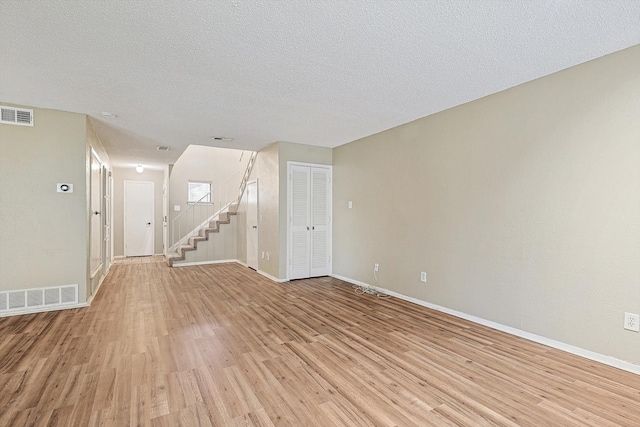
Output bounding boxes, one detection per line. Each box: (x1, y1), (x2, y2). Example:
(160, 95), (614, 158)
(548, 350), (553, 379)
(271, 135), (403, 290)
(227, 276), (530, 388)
(0, 105), (34, 127)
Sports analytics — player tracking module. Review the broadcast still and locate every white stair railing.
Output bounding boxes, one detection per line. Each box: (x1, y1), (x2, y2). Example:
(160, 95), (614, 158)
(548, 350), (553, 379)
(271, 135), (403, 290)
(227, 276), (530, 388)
(237, 151), (258, 205)
(168, 150), (258, 254)
(170, 191), (215, 252)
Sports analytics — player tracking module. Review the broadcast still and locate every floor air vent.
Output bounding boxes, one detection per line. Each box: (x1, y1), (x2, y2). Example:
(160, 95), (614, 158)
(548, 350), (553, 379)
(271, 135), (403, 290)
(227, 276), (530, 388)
(0, 284), (78, 315)
(0, 105), (34, 127)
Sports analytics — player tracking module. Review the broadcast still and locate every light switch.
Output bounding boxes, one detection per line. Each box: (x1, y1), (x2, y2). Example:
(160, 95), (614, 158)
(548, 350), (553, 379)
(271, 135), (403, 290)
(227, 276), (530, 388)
(348, 201), (352, 209)
(174, 205), (181, 211)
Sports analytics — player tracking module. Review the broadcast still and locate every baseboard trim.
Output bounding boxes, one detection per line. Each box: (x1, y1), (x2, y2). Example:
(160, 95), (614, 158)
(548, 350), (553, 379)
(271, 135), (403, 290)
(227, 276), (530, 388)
(0, 302), (88, 318)
(172, 259), (238, 268)
(257, 269), (288, 283)
(170, 259), (288, 283)
(87, 265), (110, 305)
(331, 274), (640, 375)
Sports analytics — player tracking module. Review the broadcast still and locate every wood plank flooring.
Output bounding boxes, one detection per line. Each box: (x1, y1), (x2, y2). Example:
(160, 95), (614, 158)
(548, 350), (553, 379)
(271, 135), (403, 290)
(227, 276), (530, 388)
(1, 257), (638, 426)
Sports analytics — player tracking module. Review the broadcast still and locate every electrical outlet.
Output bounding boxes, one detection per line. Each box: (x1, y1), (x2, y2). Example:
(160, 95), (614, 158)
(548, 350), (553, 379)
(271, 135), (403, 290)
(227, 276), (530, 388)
(374, 263), (379, 272)
(624, 312), (639, 332)
(420, 272), (427, 283)
(261, 251), (265, 259)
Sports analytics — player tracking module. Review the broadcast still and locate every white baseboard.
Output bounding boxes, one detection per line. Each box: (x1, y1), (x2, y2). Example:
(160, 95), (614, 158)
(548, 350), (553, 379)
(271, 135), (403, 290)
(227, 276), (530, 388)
(0, 301), (88, 318)
(331, 274), (640, 375)
(87, 265), (109, 305)
(113, 255), (125, 260)
(172, 259), (238, 268)
(257, 269), (288, 283)
(171, 259), (288, 283)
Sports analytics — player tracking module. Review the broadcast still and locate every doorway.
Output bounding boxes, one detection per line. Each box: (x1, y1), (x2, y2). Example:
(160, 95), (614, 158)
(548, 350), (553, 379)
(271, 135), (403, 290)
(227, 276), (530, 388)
(246, 180), (259, 270)
(89, 149), (103, 293)
(162, 179), (168, 256)
(124, 181), (154, 257)
(103, 168), (112, 275)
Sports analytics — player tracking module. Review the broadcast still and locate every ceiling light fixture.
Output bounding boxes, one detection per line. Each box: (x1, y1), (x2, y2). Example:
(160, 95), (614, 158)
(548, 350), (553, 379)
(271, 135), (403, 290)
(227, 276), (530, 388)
(136, 165), (144, 173)
(211, 136), (234, 142)
(101, 112), (117, 119)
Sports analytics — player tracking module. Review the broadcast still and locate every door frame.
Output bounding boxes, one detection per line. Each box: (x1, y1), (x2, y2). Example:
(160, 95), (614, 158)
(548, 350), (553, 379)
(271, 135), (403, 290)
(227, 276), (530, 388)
(246, 179), (259, 270)
(286, 161), (332, 280)
(162, 179), (168, 256)
(102, 167), (112, 276)
(89, 148), (103, 284)
(124, 180), (155, 257)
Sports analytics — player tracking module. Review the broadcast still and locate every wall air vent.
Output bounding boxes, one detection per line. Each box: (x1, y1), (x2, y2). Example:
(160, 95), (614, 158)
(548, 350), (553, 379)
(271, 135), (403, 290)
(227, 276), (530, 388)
(157, 146), (171, 151)
(0, 105), (34, 126)
(211, 136), (234, 142)
(0, 284), (79, 317)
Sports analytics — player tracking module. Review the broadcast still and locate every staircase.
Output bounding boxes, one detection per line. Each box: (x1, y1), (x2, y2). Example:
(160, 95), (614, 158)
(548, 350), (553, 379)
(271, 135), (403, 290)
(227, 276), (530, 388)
(166, 151), (257, 267)
(166, 203), (238, 266)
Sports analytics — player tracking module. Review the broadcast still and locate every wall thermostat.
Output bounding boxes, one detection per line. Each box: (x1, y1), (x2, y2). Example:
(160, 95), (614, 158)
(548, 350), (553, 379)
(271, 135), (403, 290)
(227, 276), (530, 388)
(57, 183), (74, 193)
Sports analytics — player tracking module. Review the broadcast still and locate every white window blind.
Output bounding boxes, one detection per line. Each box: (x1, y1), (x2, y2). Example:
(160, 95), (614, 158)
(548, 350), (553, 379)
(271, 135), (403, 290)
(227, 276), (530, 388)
(188, 181), (211, 203)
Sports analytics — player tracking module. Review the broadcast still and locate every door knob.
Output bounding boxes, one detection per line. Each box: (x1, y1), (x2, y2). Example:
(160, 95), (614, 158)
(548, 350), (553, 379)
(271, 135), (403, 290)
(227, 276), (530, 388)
(146, 222), (152, 225)
(93, 211), (100, 215)
(252, 226), (257, 229)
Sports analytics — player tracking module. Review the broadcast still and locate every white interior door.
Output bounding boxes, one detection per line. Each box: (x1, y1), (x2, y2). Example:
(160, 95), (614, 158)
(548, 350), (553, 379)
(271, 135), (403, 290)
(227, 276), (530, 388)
(288, 163), (332, 280)
(124, 181), (154, 257)
(90, 150), (103, 280)
(246, 180), (259, 270)
(103, 167), (111, 275)
(289, 165), (311, 280)
(310, 167), (331, 277)
(162, 180), (168, 256)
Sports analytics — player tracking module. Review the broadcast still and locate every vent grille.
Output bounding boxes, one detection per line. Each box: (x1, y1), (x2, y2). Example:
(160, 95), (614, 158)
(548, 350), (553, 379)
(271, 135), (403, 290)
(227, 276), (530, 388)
(27, 290), (43, 307)
(45, 288), (60, 305)
(0, 105), (34, 126)
(0, 284), (78, 315)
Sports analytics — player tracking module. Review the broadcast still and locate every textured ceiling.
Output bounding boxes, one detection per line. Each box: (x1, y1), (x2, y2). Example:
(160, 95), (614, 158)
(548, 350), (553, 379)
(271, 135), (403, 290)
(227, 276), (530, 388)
(1, 1), (639, 168)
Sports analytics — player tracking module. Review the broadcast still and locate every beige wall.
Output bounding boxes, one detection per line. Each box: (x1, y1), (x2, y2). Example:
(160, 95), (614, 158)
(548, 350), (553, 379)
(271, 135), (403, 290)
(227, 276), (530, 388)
(112, 167), (165, 257)
(332, 45), (640, 365)
(254, 143), (280, 278)
(169, 146), (250, 222)
(0, 105), (93, 302)
(236, 141), (332, 279)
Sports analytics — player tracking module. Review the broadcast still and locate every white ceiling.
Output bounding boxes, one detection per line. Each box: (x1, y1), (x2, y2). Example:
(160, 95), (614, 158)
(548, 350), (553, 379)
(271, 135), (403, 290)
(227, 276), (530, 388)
(1, 1), (639, 168)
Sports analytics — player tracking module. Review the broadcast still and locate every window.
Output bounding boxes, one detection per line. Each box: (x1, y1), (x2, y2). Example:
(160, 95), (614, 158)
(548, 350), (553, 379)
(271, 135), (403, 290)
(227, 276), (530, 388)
(188, 181), (211, 203)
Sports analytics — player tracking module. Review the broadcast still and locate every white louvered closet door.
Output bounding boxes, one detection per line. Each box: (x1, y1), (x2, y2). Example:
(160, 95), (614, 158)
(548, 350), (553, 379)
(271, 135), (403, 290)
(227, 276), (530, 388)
(310, 167), (330, 277)
(288, 163), (332, 280)
(290, 165), (311, 280)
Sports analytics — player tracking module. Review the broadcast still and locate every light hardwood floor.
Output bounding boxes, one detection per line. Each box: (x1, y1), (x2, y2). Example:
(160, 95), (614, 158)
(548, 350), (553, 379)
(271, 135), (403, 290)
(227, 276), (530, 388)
(1, 258), (638, 426)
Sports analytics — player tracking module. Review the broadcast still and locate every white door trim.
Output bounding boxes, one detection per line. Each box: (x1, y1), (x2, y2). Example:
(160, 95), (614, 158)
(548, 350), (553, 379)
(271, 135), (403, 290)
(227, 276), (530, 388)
(89, 149), (103, 280)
